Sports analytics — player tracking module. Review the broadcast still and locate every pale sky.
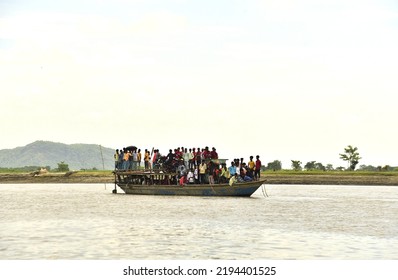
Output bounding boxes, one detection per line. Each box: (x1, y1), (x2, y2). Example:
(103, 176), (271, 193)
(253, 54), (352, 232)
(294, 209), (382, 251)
(1, 0), (397, 169)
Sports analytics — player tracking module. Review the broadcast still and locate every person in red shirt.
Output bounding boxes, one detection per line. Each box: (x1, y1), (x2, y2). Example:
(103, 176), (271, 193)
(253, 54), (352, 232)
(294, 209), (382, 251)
(203, 146), (211, 159)
(210, 147), (218, 159)
(175, 148), (182, 159)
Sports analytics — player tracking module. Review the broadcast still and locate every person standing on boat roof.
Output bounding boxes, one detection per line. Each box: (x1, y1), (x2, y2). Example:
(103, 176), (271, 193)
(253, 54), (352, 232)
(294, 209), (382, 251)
(144, 149), (149, 169)
(203, 146), (211, 159)
(210, 147), (218, 159)
(175, 148), (182, 159)
(123, 149), (131, 170)
(183, 148), (190, 168)
(137, 149), (142, 169)
(114, 149), (119, 170)
(128, 150), (134, 170)
(152, 149), (158, 169)
(166, 149), (174, 163)
(163, 149), (173, 170)
(188, 148), (194, 169)
(195, 148), (201, 167)
(132, 149), (138, 170)
(118, 149), (124, 170)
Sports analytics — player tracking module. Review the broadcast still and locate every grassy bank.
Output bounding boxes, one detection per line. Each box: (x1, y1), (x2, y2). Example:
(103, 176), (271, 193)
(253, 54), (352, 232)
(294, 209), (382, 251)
(1, 170), (398, 185)
(263, 170), (398, 185)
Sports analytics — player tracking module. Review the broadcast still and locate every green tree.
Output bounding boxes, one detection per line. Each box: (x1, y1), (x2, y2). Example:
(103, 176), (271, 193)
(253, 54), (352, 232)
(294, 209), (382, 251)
(291, 160), (302, 171)
(326, 164), (334, 171)
(304, 161), (316, 170)
(358, 164), (377, 171)
(339, 145), (361, 170)
(315, 162), (326, 171)
(266, 160), (282, 171)
(57, 161), (70, 172)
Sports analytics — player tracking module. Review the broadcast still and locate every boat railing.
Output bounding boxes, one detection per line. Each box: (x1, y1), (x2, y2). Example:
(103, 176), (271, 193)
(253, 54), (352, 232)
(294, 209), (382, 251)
(114, 168), (178, 185)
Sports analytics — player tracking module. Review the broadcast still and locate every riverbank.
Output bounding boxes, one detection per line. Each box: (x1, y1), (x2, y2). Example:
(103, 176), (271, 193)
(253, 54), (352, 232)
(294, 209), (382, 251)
(1, 171), (398, 186)
(0, 172), (116, 184)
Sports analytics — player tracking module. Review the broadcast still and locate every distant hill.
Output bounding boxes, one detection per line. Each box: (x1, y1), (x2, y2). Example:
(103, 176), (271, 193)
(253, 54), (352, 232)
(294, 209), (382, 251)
(0, 141), (115, 170)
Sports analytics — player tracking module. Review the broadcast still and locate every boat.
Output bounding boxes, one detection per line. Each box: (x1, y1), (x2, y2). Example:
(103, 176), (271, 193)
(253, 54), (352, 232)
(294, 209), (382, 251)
(113, 170), (266, 197)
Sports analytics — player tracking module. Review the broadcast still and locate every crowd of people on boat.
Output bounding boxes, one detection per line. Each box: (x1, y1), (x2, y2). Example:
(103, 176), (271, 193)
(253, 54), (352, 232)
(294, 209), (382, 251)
(114, 146), (262, 185)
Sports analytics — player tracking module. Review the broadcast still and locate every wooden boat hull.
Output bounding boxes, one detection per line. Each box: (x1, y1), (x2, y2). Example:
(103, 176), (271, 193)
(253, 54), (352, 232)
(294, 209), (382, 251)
(117, 180), (266, 197)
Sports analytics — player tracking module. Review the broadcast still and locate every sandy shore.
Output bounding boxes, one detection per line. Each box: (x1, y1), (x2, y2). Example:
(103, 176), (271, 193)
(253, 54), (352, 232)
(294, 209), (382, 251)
(1, 172), (398, 186)
(0, 172), (116, 184)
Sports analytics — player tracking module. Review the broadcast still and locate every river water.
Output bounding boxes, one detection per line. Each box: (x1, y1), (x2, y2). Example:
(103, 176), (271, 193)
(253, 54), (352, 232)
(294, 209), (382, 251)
(0, 184), (397, 260)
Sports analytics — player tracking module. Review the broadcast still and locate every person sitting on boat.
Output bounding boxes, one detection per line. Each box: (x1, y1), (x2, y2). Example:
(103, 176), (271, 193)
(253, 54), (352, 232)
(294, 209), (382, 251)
(229, 173), (238, 186)
(194, 166), (199, 184)
(240, 163), (247, 177)
(246, 166), (254, 180)
(243, 174), (253, 182)
(220, 164), (230, 183)
(179, 175), (186, 186)
(237, 174), (245, 183)
(186, 168), (195, 184)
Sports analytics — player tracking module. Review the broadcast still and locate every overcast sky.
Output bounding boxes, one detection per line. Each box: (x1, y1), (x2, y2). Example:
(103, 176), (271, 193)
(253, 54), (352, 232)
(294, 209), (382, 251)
(1, 0), (397, 168)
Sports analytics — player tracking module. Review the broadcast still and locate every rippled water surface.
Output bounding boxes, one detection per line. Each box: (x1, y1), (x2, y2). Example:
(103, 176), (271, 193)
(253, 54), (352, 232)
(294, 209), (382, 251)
(1, 184), (397, 259)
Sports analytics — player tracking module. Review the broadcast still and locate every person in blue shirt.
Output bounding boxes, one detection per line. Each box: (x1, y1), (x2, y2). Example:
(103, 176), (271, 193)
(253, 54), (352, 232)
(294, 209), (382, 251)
(228, 161), (237, 176)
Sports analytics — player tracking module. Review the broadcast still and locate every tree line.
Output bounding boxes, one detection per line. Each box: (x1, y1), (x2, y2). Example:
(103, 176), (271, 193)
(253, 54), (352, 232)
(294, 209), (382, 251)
(265, 145), (397, 172)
